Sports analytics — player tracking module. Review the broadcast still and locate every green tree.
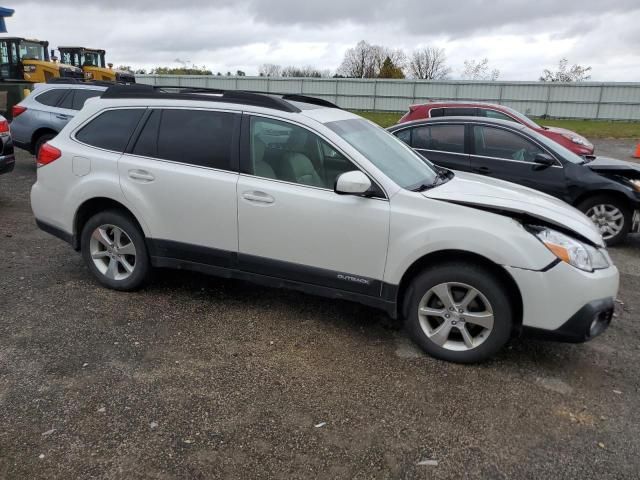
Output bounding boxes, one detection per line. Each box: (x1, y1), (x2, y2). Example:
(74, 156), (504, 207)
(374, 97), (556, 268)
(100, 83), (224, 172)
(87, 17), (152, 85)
(377, 56), (404, 79)
(149, 65), (212, 75)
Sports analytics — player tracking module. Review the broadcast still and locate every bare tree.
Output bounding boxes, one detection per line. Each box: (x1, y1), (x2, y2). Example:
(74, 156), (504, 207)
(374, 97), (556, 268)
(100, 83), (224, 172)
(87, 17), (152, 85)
(281, 65), (330, 78)
(337, 40), (406, 78)
(540, 58), (592, 82)
(461, 58), (500, 81)
(259, 63), (282, 77)
(408, 47), (451, 80)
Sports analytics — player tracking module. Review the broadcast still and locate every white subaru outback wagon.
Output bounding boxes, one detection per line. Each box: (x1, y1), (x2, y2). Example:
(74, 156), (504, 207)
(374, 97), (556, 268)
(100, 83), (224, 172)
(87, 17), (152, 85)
(31, 85), (619, 363)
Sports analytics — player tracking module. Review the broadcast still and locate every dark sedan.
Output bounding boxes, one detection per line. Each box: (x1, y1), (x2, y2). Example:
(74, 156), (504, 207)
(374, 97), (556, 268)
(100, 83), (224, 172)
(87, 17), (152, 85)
(388, 117), (640, 245)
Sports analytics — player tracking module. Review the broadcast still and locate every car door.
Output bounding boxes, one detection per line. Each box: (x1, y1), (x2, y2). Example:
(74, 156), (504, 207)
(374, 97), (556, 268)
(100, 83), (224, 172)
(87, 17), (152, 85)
(46, 88), (76, 127)
(236, 114), (390, 296)
(394, 123), (470, 172)
(469, 124), (568, 198)
(119, 108), (241, 267)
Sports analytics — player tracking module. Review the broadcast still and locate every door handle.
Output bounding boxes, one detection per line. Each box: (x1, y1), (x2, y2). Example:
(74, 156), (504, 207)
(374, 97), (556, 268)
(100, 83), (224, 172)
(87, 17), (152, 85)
(55, 114), (71, 120)
(128, 169), (155, 182)
(472, 166), (492, 175)
(242, 190), (274, 204)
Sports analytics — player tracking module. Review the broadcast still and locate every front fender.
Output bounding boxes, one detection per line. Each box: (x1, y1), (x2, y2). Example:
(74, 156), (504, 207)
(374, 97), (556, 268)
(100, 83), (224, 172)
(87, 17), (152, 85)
(384, 194), (556, 285)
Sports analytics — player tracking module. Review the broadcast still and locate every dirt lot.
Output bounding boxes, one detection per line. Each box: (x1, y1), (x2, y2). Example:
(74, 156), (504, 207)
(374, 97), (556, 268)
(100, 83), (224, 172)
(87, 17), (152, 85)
(1, 143), (639, 479)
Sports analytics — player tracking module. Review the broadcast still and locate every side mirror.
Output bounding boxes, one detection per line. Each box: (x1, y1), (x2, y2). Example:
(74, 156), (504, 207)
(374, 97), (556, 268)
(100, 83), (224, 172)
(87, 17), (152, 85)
(533, 153), (555, 170)
(335, 171), (372, 196)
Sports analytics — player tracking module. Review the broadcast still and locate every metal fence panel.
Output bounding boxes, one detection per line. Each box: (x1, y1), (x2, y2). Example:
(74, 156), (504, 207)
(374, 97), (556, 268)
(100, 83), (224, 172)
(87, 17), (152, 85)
(136, 75), (640, 120)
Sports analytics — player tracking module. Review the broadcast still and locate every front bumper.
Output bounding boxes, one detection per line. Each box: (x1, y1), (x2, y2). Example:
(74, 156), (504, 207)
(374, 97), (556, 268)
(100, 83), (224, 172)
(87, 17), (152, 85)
(505, 260), (619, 338)
(523, 297), (614, 342)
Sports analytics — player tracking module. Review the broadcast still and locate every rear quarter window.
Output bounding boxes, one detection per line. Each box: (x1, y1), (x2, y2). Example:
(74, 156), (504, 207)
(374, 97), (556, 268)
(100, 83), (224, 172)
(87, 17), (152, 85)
(35, 89), (68, 107)
(75, 109), (144, 152)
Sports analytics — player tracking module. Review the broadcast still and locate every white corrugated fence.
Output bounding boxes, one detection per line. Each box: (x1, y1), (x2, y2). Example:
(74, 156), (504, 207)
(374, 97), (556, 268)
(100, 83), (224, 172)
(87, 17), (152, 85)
(135, 75), (640, 121)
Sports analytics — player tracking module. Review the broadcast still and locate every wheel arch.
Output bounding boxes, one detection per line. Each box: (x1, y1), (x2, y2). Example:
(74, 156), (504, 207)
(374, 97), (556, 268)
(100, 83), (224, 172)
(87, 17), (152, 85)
(73, 197), (146, 251)
(396, 249), (523, 334)
(30, 127), (59, 154)
(573, 188), (636, 211)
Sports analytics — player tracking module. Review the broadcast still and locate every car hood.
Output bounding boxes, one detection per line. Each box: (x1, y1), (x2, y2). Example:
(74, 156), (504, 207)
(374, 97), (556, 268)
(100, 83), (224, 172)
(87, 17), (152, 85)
(587, 156), (640, 179)
(422, 171), (604, 246)
(543, 126), (592, 146)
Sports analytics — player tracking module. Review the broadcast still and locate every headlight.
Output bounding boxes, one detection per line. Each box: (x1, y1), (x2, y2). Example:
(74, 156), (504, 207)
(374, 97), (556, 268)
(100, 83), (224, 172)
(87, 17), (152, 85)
(628, 179), (640, 192)
(562, 133), (589, 146)
(529, 226), (609, 272)
(85, 72), (94, 80)
(23, 65), (37, 73)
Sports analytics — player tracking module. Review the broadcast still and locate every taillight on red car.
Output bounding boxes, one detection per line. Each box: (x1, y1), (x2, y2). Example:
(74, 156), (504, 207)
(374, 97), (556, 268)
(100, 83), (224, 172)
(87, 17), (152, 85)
(0, 119), (9, 133)
(12, 105), (27, 118)
(37, 143), (62, 167)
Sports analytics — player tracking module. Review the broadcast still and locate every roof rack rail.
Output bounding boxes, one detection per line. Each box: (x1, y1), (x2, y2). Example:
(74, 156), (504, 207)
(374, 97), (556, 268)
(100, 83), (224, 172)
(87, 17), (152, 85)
(46, 78), (116, 87)
(101, 84), (299, 113)
(100, 84), (341, 112)
(281, 94), (340, 109)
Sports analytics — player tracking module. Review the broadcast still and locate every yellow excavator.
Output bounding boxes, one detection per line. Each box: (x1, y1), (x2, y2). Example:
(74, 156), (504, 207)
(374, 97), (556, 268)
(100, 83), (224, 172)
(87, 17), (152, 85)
(57, 46), (135, 83)
(0, 37), (83, 82)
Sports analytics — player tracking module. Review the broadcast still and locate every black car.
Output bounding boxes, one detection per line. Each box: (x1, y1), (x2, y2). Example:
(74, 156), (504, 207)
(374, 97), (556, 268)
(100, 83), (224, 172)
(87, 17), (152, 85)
(0, 114), (15, 176)
(388, 117), (640, 245)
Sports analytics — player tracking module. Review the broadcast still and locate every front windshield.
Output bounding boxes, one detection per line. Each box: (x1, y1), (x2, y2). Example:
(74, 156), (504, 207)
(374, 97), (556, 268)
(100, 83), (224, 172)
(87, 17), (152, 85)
(83, 51), (102, 67)
(19, 41), (46, 61)
(326, 118), (438, 189)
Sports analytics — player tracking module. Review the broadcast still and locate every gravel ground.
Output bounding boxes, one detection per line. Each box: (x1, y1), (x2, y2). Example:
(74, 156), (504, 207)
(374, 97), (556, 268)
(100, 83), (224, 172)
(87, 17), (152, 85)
(1, 142), (639, 480)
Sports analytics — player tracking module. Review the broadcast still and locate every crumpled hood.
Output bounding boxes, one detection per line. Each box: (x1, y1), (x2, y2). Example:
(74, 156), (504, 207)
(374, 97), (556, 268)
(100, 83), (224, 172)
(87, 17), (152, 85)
(423, 171), (604, 246)
(587, 156), (640, 178)
(543, 126), (592, 146)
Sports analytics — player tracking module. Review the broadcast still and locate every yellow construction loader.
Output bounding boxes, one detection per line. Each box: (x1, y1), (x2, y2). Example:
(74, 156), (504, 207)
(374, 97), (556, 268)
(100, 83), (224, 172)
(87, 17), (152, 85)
(58, 46), (135, 83)
(0, 37), (83, 82)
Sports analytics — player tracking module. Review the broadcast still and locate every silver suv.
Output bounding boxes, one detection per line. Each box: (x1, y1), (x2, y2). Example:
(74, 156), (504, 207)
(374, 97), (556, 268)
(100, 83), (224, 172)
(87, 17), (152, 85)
(11, 82), (107, 155)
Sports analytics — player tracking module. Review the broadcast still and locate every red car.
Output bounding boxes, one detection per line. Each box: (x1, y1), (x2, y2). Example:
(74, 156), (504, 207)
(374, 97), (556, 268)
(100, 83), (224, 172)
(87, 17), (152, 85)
(398, 101), (594, 156)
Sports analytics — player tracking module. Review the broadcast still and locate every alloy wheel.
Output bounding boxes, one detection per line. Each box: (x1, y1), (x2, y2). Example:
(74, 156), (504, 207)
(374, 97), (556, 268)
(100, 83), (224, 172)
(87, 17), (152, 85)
(89, 224), (137, 281)
(418, 282), (494, 351)
(586, 204), (624, 240)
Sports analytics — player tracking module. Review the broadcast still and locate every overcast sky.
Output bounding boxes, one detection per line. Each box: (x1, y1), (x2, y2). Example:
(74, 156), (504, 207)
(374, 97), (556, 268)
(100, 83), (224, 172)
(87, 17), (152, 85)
(7, 1), (640, 80)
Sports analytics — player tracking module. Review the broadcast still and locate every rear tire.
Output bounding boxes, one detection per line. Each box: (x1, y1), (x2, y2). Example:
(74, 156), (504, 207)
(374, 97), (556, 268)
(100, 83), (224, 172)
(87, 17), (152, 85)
(34, 133), (56, 158)
(81, 210), (150, 291)
(577, 195), (631, 246)
(403, 262), (513, 363)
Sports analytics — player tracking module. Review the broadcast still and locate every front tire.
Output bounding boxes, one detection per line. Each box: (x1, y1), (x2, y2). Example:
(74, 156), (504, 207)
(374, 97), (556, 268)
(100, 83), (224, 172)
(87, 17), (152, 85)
(403, 262), (513, 363)
(577, 195), (631, 246)
(81, 210), (150, 291)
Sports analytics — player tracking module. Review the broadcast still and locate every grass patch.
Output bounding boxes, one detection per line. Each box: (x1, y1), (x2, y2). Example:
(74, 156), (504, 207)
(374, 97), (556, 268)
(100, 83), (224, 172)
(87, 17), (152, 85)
(352, 110), (640, 139)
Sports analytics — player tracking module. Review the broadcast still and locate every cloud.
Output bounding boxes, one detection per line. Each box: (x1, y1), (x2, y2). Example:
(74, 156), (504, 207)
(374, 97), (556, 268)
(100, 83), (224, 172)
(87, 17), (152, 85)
(9, 0), (640, 80)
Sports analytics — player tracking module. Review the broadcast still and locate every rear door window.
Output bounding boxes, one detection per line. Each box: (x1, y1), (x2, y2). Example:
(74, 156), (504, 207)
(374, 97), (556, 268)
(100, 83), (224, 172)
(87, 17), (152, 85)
(35, 89), (68, 107)
(443, 107), (478, 117)
(71, 89), (103, 110)
(132, 109), (239, 171)
(76, 109), (145, 152)
(412, 124), (466, 153)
